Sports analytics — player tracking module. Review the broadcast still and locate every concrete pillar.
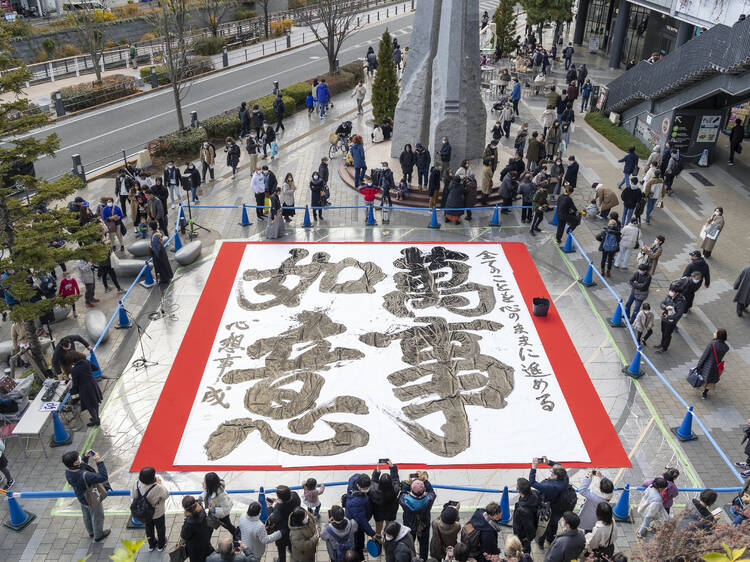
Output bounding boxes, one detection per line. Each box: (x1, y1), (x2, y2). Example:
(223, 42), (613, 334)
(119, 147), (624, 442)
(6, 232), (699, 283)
(676, 21), (694, 47)
(608, 0), (630, 69)
(573, 0), (590, 46)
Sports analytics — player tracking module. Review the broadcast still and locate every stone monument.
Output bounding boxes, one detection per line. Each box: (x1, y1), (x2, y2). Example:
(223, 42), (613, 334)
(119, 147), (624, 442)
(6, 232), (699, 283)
(391, 0), (487, 165)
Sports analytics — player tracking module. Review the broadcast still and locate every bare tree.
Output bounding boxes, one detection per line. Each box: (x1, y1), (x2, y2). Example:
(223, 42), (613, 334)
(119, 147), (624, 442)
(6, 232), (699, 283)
(69, 1), (108, 83)
(258, 0), (270, 37)
(200, 0), (236, 38)
(148, 0), (192, 130)
(299, 0), (363, 74)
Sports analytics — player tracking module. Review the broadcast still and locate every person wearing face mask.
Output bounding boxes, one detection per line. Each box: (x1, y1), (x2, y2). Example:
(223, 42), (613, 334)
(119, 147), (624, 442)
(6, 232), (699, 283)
(639, 234), (665, 276)
(101, 198), (124, 252)
(699, 207), (724, 258)
(225, 137), (241, 179)
(545, 120), (562, 157)
(163, 161), (182, 209)
(310, 171), (325, 220)
(288, 507), (318, 562)
(654, 282), (686, 353)
(200, 141), (216, 182)
(379, 161), (395, 209)
(694, 328), (729, 400)
(115, 169), (134, 217)
(250, 167), (267, 220)
(682, 250), (711, 310)
(438, 137), (452, 180)
(383, 522), (416, 562)
(184, 162), (202, 203)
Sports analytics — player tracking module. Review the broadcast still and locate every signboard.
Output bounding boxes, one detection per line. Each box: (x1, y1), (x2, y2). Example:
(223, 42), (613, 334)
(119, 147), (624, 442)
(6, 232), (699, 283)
(661, 117), (670, 134)
(596, 86), (608, 111)
(696, 115), (721, 143)
(669, 113), (695, 150)
(588, 37), (600, 51)
(636, 118), (662, 149)
(725, 103), (750, 135)
(645, 114), (653, 126)
(40, 402), (60, 412)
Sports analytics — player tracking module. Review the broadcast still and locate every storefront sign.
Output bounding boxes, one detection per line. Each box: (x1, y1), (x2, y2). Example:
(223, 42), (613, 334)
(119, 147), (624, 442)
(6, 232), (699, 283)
(696, 115), (721, 143)
(636, 118), (662, 149)
(596, 86), (608, 111)
(725, 103), (750, 135)
(589, 37), (600, 51)
(669, 113), (695, 150)
(645, 114), (653, 126)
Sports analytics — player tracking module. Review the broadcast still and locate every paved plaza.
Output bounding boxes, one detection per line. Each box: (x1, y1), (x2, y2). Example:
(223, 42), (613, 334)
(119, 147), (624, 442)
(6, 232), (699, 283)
(2, 10), (750, 562)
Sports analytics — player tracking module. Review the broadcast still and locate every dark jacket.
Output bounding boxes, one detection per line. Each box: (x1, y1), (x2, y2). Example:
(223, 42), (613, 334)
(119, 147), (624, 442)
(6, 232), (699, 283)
(318, 161), (329, 184)
(399, 481), (436, 536)
(696, 338), (729, 384)
(380, 167), (395, 192)
(621, 185), (642, 209)
(345, 478), (376, 537)
(498, 174), (517, 199)
(444, 179), (465, 214)
(369, 465), (400, 521)
(350, 142), (366, 168)
(439, 142), (452, 163)
(184, 165), (201, 189)
(619, 152), (639, 174)
(683, 257), (711, 288)
(428, 516), (460, 560)
(262, 126), (277, 143)
(251, 108), (264, 129)
(70, 359), (103, 411)
(467, 509), (501, 556)
(529, 469), (568, 514)
(51, 334), (90, 375)
(730, 123), (744, 147)
(428, 167), (441, 197)
(464, 176), (478, 208)
(268, 492), (301, 544)
(660, 293), (686, 325)
(629, 270), (652, 300)
(512, 492), (540, 544)
(309, 177), (325, 206)
(384, 524), (417, 562)
(181, 509), (215, 562)
(415, 147), (431, 170)
(273, 96), (285, 116)
(65, 453), (108, 506)
(519, 179), (535, 204)
(399, 149), (416, 173)
(556, 193), (577, 222)
(163, 166), (181, 187)
(226, 143), (241, 167)
(544, 529), (586, 562)
(677, 498), (716, 533)
(239, 106), (250, 126)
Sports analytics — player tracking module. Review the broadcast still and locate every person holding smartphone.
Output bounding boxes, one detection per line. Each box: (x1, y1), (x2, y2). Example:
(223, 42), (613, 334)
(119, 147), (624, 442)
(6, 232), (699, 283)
(398, 472), (436, 560)
(62, 449), (111, 542)
(369, 459), (400, 537)
(429, 502), (460, 559)
(677, 489), (721, 532)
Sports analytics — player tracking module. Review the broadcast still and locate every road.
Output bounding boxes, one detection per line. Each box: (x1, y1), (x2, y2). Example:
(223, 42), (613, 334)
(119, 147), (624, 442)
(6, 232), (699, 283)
(21, 12), (416, 180)
(19, 0), (500, 179)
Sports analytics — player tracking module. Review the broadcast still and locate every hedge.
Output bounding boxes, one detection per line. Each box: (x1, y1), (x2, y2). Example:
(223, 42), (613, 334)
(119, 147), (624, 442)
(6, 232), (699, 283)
(201, 95), (296, 140)
(584, 111), (650, 160)
(193, 37), (226, 56)
(56, 74), (138, 112)
(152, 127), (208, 157)
(281, 82), (311, 107)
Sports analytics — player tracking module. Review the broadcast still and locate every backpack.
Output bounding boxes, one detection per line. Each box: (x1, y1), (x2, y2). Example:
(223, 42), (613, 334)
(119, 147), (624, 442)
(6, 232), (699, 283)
(130, 484), (156, 522)
(673, 158), (684, 176)
(331, 526), (354, 562)
(535, 501), (552, 538)
(602, 230), (618, 252)
(557, 484), (578, 513)
(460, 521), (482, 557)
(369, 168), (382, 187)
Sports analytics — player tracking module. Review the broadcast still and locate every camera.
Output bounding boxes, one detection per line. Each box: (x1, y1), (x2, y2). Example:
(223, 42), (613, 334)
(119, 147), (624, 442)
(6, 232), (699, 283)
(182, 175), (193, 192)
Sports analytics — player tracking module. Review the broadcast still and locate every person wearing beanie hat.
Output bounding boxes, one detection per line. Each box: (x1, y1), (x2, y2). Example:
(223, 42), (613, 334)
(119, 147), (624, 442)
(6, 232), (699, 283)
(398, 473), (436, 560)
(429, 503), (460, 559)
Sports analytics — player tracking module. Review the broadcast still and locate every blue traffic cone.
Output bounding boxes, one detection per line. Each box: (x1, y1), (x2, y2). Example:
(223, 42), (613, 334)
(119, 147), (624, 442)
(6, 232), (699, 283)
(178, 205), (186, 222)
(489, 205), (501, 227)
(126, 515), (145, 529)
(609, 299), (625, 327)
(140, 262), (155, 288)
(549, 206), (559, 225)
(623, 346), (645, 378)
(365, 204), (377, 226)
(302, 206), (313, 228)
(428, 207), (440, 229)
(89, 349), (101, 378)
(612, 484), (632, 522)
(238, 204), (252, 226)
(562, 231), (575, 253)
(578, 261), (597, 287)
(258, 486), (268, 522)
(671, 406), (698, 441)
(49, 410), (72, 447)
(172, 232), (183, 252)
(499, 486), (512, 526)
(117, 301), (131, 329)
(3, 493), (37, 531)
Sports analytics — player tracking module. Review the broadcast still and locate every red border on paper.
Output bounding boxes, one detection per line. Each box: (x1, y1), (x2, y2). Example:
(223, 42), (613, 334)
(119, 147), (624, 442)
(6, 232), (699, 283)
(131, 242), (630, 472)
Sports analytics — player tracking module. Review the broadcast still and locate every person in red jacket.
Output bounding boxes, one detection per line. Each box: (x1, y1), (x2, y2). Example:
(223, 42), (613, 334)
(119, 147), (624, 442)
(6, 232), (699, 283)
(358, 183), (382, 223)
(59, 274), (81, 318)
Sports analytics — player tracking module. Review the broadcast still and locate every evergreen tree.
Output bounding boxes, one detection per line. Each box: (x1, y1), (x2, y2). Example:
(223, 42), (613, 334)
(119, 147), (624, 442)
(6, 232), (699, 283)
(0, 31), (107, 376)
(493, 0), (518, 56)
(520, 0), (573, 43)
(371, 29), (399, 123)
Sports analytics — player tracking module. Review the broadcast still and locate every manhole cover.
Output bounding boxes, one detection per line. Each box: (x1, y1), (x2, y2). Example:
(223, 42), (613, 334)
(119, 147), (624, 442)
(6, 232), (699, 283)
(690, 172), (714, 186)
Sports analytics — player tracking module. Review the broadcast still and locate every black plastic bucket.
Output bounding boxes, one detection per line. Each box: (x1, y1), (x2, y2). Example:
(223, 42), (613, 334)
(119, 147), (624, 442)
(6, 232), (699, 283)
(533, 297), (550, 317)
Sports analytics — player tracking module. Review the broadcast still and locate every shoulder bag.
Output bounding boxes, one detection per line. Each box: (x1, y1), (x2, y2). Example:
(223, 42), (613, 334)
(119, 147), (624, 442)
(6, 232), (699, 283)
(712, 343), (724, 376)
(590, 524), (615, 560)
(687, 367), (704, 388)
(169, 542), (187, 562)
(83, 472), (108, 509)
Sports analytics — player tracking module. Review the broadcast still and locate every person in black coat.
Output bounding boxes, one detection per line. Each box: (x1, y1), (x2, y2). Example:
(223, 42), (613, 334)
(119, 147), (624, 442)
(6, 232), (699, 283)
(251, 104), (264, 136)
(414, 143), (432, 189)
(555, 184), (578, 244)
(52, 334), (91, 377)
(181, 496), (214, 562)
(310, 172), (325, 220)
(399, 144), (416, 185)
(150, 229), (173, 285)
(595, 219), (621, 276)
(183, 162), (202, 203)
(66, 352), (103, 427)
(513, 478), (539, 555)
(267, 485), (301, 562)
(728, 118), (744, 165)
(683, 250), (711, 291)
(563, 155), (579, 189)
(238, 102), (251, 137)
(369, 461), (400, 535)
(427, 165), (442, 207)
(696, 329), (729, 399)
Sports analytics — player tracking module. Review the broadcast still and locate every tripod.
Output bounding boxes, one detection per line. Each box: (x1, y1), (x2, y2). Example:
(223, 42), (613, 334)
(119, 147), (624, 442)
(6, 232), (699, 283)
(123, 306), (157, 371)
(181, 177), (210, 241)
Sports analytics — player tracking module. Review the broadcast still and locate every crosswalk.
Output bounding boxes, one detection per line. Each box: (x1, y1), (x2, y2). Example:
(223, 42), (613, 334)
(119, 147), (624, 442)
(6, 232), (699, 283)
(478, 0), (499, 15)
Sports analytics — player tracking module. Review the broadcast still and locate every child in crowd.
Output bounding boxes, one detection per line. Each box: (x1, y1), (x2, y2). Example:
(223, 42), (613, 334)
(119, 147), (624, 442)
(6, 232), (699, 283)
(302, 477), (325, 518)
(58, 273), (81, 316)
(321, 505), (357, 562)
(396, 177), (409, 201)
(135, 218), (148, 239)
(633, 302), (654, 346)
(270, 140), (279, 161)
(306, 93), (315, 115)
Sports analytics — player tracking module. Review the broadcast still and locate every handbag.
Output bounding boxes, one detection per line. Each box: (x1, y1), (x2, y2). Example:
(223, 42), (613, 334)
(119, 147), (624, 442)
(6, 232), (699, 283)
(206, 511), (221, 529)
(83, 472), (108, 509)
(168, 543), (187, 562)
(712, 343), (724, 376)
(119, 222), (127, 236)
(687, 367), (704, 388)
(590, 525), (615, 560)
